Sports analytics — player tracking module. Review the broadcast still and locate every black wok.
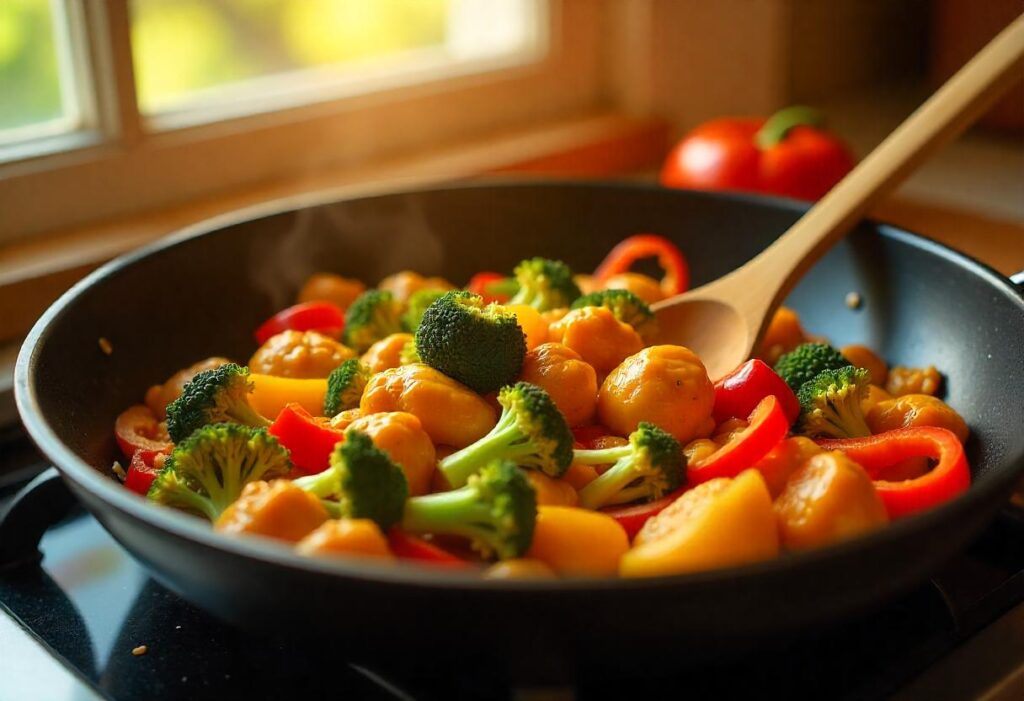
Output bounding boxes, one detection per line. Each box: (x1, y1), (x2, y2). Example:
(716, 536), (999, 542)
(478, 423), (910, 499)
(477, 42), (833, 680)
(14, 181), (1024, 680)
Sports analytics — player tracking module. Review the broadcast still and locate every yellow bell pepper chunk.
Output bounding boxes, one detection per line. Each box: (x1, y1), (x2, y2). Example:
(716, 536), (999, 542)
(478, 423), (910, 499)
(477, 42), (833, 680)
(483, 558), (556, 580)
(249, 373), (327, 419)
(620, 469), (779, 577)
(524, 471), (579, 507)
(295, 519), (394, 561)
(503, 304), (549, 350)
(774, 452), (888, 551)
(527, 506), (629, 577)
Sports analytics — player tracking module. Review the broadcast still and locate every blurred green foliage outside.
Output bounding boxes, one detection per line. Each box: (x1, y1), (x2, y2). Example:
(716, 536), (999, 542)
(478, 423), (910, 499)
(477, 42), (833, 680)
(132, 0), (449, 112)
(0, 0), (64, 132)
(0, 0), (448, 133)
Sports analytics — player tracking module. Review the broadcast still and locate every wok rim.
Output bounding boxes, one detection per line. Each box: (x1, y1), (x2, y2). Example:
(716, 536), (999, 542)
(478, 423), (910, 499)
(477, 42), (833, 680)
(14, 178), (1024, 594)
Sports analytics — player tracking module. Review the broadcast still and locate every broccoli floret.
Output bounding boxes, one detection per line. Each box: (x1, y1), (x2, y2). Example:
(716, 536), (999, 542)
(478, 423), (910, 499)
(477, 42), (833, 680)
(508, 258), (581, 311)
(148, 423), (291, 521)
(323, 359), (370, 417)
(293, 429), (408, 528)
(402, 289), (448, 333)
(342, 290), (403, 353)
(573, 422), (684, 509)
(402, 460), (537, 560)
(571, 289), (657, 340)
(414, 290), (526, 394)
(796, 366), (872, 439)
(774, 342), (849, 392)
(439, 382), (573, 488)
(165, 364), (269, 443)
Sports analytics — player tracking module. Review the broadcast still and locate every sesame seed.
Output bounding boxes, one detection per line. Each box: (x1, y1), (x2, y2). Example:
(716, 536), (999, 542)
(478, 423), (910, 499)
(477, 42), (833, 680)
(132, 645), (148, 656)
(98, 337), (114, 355)
(845, 292), (862, 310)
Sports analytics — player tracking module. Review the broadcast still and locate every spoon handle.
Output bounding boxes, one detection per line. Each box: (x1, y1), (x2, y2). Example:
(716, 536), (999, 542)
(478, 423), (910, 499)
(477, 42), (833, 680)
(748, 14), (1024, 303)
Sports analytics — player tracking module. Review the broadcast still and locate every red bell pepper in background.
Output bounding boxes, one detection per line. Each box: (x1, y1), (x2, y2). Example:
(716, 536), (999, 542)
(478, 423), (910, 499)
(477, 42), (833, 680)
(593, 234), (690, 297)
(124, 451), (164, 496)
(713, 359), (800, 425)
(115, 405), (173, 465)
(254, 301), (346, 345)
(466, 272), (515, 304)
(817, 427), (970, 519)
(387, 529), (470, 567)
(602, 486), (687, 540)
(688, 395), (789, 484)
(660, 105), (855, 202)
(268, 403), (345, 475)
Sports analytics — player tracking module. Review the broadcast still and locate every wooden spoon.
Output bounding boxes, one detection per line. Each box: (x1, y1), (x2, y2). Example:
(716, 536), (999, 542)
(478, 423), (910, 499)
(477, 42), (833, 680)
(652, 15), (1024, 381)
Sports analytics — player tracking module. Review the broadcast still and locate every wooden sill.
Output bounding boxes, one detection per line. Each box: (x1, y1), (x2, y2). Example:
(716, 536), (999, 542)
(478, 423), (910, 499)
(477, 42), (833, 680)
(0, 112), (671, 346)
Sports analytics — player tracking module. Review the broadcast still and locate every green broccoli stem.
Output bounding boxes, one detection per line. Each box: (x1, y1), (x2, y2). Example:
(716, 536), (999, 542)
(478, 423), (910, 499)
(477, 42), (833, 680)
(510, 288), (558, 311)
(187, 463), (236, 516)
(194, 449), (274, 515)
(438, 411), (525, 487)
(508, 287), (535, 307)
(577, 455), (644, 509)
(293, 465), (341, 498)
(821, 396), (872, 438)
(228, 403), (271, 428)
(319, 499), (343, 519)
(572, 444), (633, 466)
(162, 484), (219, 521)
(401, 487), (498, 547)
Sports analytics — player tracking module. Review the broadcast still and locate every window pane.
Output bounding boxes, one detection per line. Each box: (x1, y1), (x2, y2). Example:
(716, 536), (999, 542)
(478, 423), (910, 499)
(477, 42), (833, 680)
(130, 0), (544, 117)
(0, 0), (76, 138)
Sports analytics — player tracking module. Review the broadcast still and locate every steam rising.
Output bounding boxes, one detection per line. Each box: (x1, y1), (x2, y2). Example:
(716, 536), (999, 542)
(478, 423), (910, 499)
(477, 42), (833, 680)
(246, 194), (448, 310)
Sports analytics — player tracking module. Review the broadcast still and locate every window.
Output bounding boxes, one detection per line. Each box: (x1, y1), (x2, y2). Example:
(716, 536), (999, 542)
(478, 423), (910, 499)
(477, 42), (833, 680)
(1, 0), (605, 243)
(130, 0), (544, 126)
(0, 0), (87, 145)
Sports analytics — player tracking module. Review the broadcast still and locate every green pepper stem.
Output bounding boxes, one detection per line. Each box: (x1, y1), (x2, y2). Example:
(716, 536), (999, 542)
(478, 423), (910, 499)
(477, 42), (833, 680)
(754, 105), (824, 149)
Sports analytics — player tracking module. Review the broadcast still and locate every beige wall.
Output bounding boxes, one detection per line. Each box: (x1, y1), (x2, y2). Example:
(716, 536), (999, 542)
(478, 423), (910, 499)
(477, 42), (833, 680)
(608, 0), (789, 126)
(787, 0), (929, 101)
(607, 0), (931, 134)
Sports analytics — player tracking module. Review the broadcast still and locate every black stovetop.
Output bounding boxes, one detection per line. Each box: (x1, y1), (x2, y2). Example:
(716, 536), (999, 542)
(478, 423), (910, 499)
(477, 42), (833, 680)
(1, 431), (1022, 701)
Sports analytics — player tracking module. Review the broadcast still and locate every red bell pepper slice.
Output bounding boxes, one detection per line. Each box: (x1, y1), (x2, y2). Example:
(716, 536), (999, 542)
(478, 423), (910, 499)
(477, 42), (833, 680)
(387, 529), (470, 567)
(593, 234), (690, 296)
(115, 404), (173, 464)
(254, 301), (346, 345)
(688, 395), (790, 484)
(268, 403), (345, 475)
(713, 358), (800, 425)
(466, 272), (515, 304)
(817, 427), (970, 519)
(602, 486), (688, 540)
(125, 451), (164, 496)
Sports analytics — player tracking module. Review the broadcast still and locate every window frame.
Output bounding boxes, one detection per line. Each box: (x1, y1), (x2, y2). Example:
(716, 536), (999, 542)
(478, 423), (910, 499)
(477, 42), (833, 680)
(0, 0), (607, 243)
